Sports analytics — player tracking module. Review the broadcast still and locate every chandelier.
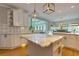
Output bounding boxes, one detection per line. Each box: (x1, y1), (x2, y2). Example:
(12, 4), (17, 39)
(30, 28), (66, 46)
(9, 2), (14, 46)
(43, 3), (55, 14)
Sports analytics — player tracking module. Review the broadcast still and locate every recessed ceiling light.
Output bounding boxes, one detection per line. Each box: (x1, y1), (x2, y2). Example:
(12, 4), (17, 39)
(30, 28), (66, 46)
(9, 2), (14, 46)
(70, 6), (75, 8)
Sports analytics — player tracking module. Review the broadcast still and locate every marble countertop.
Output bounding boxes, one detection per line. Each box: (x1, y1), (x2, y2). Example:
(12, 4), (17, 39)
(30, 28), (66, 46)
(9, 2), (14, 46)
(21, 34), (64, 47)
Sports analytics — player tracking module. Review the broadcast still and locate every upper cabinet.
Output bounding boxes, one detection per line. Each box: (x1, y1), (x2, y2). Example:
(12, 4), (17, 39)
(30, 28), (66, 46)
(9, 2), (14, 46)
(9, 8), (28, 27)
(0, 6), (29, 27)
(0, 6), (9, 25)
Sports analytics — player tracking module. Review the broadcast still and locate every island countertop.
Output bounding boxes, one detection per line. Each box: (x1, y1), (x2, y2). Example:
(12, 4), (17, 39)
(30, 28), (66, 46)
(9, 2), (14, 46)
(21, 34), (64, 47)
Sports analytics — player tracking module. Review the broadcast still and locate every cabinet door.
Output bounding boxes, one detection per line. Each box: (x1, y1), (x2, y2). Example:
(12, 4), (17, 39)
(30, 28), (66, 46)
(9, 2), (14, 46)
(23, 12), (28, 26)
(0, 6), (8, 25)
(64, 35), (77, 49)
(0, 35), (12, 49)
(13, 9), (22, 26)
(53, 41), (63, 56)
(76, 35), (79, 50)
(13, 9), (28, 26)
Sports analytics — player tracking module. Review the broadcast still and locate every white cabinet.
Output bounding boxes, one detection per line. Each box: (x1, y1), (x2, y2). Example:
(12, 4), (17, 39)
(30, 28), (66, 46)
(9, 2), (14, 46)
(75, 35), (79, 50)
(0, 6), (9, 25)
(12, 9), (28, 26)
(64, 35), (77, 49)
(0, 35), (27, 49)
(27, 38), (63, 56)
(64, 34), (79, 51)
(0, 35), (12, 49)
(52, 40), (63, 56)
(0, 6), (28, 26)
(54, 33), (79, 51)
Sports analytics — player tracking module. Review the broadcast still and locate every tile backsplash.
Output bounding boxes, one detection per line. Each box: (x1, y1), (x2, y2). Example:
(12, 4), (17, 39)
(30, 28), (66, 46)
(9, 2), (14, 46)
(0, 24), (30, 34)
(0, 24), (21, 34)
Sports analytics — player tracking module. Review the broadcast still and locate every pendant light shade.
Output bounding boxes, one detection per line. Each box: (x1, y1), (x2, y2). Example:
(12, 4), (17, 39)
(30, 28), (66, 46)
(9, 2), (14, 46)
(32, 9), (37, 18)
(43, 3), (55, 14)
(32, 4), (37, 18)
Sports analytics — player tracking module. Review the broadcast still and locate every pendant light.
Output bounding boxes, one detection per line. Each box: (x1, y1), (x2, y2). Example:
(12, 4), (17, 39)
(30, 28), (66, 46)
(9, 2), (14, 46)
(43, 3), (55, 14)
(32, 4), (37, 18)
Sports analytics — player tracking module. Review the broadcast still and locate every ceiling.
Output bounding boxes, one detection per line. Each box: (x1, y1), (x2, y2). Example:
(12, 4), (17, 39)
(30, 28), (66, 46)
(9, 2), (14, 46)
(3, 3), (79, 22)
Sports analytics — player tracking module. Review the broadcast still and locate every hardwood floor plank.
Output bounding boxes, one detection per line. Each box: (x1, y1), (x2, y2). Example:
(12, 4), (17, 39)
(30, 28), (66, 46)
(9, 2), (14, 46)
(0, 46), (79, 56)
(0, 46), (29, 56)
(63, 47), (79, 56)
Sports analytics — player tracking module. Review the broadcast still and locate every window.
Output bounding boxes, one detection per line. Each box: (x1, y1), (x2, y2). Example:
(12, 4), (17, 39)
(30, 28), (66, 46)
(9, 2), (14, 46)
(29, 18), (48, 32)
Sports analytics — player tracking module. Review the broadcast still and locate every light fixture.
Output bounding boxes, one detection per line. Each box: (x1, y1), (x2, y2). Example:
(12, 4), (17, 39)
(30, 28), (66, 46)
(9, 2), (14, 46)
(32, 10), (37, 18)
(32, 4), (37, 18)
(43, 3), (55, 14)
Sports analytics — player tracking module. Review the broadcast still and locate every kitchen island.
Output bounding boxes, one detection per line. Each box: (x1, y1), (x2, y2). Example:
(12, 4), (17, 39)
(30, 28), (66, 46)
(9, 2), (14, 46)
(21, 34), (64, 56)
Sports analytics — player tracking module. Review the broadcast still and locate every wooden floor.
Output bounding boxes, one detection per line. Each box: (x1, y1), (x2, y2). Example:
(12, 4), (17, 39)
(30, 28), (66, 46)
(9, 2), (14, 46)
(0, 46), (79, 56)
(63, 47), (79, 56)
(0, 46), (29, 56)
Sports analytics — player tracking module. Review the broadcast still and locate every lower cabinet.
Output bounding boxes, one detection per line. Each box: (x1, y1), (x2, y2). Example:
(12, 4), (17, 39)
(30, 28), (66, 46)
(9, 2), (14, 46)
(76, 35), (79, 50)
(64, 35), (79, 51)
(54, 33), (79, 51)
(0, 35), (27, 49)
(64, 35), (77, 49)
(27, 39), (63, 56)
(52, 40), (63, 56)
